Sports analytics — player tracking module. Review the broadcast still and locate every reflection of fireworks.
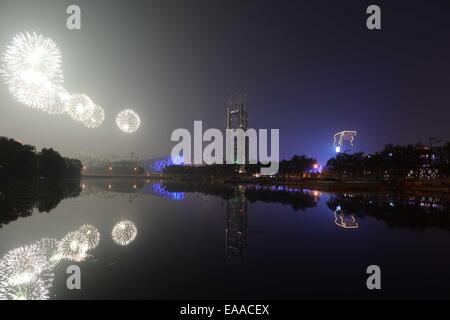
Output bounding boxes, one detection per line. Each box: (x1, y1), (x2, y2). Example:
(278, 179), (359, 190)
(116, 109), (141, 133)
(112, 221), (137, 246)
(34, 238), (61, 270)
(0, 244), (48, 285)
(78, 224), (100, 250)
(57, 224), (100, 261)
(0, 277), (51, 300)
(1, 32), (63, 110)
(83, 104), (105, 129)
(57, 231), (89, 262)
(66, 94), (95, 122)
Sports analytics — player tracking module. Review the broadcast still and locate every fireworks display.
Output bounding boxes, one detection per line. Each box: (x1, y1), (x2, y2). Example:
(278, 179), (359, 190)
(0, 276), (51, 301)
(42, 85), (70, 115)
(83, 104), (105, 129)
(78, 224), (101, 250)
(112, 220), (138, 246)
(57, 231), (89, 262)
(1, 32), (63, 110)
(0, 224), (103, 300)
(34, 238), (61, 271)
(116, 109), (141, 133)
(65, 93), (95, 122)
(57, 224), (100, 262)
(2, 31), (146, 132)
(0, 244), (48, 286)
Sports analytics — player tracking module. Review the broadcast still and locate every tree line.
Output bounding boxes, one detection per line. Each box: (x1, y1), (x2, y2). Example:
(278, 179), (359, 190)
(324, 142), (450, 181)
(164, 142), (450, 181)
(0, 136), (82, 179)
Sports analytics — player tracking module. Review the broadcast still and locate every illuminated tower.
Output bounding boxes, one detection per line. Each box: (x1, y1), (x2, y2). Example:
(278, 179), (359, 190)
(226, 91), (248, 164)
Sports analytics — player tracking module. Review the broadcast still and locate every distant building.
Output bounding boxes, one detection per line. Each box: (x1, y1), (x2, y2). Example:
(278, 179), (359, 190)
(226, 91), (249, 164)
(140, 155), (184, 173)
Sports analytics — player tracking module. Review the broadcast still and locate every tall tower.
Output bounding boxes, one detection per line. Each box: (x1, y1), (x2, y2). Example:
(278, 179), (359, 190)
(226, 91), (248, 164)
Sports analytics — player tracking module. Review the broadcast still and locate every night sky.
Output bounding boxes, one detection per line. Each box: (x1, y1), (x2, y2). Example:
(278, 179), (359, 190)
(0, 0), (449, 165)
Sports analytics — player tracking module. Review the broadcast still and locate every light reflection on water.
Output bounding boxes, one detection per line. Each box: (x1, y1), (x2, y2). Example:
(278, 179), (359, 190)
(0, 179), (449, 299)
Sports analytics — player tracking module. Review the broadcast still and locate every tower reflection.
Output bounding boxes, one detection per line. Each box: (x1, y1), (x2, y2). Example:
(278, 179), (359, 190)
(225, 186), (248, 261)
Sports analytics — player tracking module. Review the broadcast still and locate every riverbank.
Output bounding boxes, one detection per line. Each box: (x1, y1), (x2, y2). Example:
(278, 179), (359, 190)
(80, 174), (450, 194)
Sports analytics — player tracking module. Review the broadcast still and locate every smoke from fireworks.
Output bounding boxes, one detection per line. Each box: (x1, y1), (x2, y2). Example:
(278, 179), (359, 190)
(112, 220), (137, 246)
(116, 109), (141, 133)
(1, 32), (63, 110)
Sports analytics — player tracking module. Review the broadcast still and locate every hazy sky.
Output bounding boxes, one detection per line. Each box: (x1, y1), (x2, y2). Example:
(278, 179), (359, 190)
(0, 0), (449, 164)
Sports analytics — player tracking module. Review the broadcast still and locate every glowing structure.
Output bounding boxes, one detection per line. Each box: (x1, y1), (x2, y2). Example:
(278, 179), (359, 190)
(112, 220), (137, 246)
(116, 109), (141, 133)
(83, 104), (105, 129)
(1, 32), (63, 111)
(142, 155), (185, 173)
(334, 206), (359, 229)
(333, 131), (357, 153)
(149, 183), (185, 201)
(0, 277), (51, 300)
(65, 93), (95, 122)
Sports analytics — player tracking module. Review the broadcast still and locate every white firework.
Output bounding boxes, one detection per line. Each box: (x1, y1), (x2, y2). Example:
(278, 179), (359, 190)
(78, 224), (100, 250)
(34, 238), (61, 270)
(65, 93), (95, 122)
(83, 104), (105, 129)
(57, 231), (90, 262)
(112, 220), (137, 246)
(0, 244), (48, 286)
(1, 31), (63, 110)
(40, 85), (70, 115)
(0, 276), (51, 300)
(116, 109), (141, 133)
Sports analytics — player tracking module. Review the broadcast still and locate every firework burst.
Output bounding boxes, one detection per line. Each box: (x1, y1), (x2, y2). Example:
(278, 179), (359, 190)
(1, 31), (63, 110)
(65, 93), (95, 122)
(57, 231), (90, 262)
(116, 109), (141, 133)
(0, 244), (48, 286)
(34, 238), (61, 270)
(112, 220), (137, 246)
(0, 276), (51, 300)
(83, 104), (105, 129)
(78, 224), (100, 250)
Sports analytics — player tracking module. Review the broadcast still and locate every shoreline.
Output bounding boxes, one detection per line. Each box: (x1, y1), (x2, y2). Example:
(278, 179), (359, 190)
(79, 175), (450, 194)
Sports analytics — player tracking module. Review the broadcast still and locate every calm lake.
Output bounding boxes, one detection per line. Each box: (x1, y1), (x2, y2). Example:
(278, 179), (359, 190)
(0, 178), (449, 299)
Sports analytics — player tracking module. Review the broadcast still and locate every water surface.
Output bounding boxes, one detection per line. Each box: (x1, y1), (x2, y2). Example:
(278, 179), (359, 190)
(0, 179), (449, 299)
